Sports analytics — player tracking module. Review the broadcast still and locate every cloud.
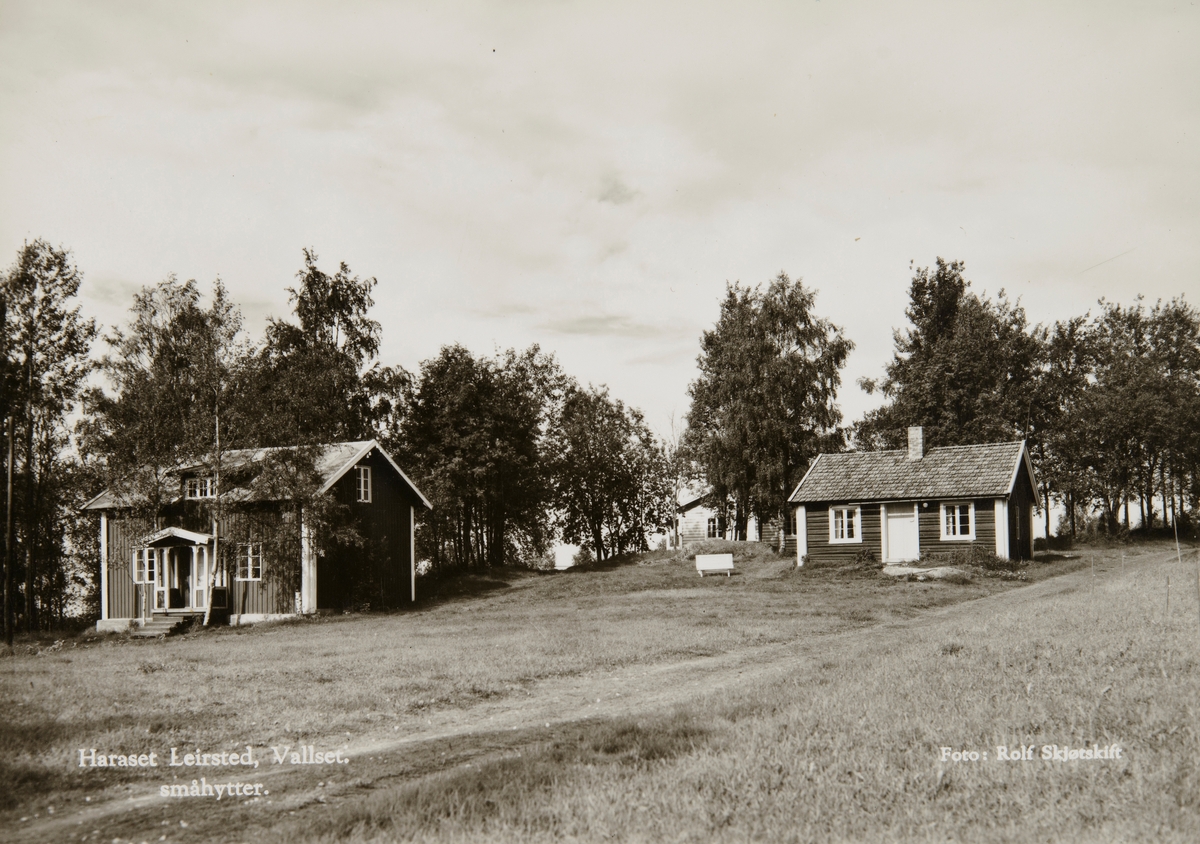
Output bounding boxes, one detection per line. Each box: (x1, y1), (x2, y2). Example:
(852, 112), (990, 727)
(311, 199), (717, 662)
(541, 312), (674, 339)
(597, 174), (639, 205)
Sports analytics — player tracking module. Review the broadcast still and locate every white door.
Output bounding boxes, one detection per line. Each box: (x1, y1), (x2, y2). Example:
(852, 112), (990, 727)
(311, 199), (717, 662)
(192, 547), (206, 611)
(153, 549), (169, 611)
(886, 505), (919, 562)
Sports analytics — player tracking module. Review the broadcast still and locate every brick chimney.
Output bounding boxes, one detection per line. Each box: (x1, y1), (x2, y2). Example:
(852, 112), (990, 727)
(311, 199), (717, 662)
(907, 426), (924, 460)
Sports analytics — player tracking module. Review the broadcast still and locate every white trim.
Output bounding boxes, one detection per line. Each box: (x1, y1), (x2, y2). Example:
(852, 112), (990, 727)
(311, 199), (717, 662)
(913, 502), (921, 559)
(1005, 441), (1040, 504)
(142, 525), (213, 546)
(795, 505), (807, 566)
(939, 501), (976, 541)
(355, 465), (372, 503)
(184, 476), (215, 499)
(235, 543), (263, 581)
(300, 507), (317, 613)
(882, 502), (921, 562)
(99, 513), (108, 620)
(828, 505), (862, 544)
(995, 499), (1009, 559)
(410, 505), (416, 602)
(132, 547), (158, 584)
(787, 454), (824, 504)
(880, 503), (889, 561)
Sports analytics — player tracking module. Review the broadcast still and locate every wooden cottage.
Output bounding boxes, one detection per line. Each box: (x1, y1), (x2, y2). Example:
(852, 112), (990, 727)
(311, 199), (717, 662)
(788, 427), (1038, 566)
(83, 440), (431, 632)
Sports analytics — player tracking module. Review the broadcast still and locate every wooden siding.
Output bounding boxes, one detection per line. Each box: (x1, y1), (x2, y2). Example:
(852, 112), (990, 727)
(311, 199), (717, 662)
(802, 499), (1002, 565)
(220, 508), (288, 616)
(917, 499), (997, 561)
(106, 515), (152, 619)
(804, 503), (884, 564)
(104, 508), (289, 618)
(1007, 461), (1038, 560)
(678, 506), (779, 546)
(679, 510), (714, 545)
(319, 447), (416, 609)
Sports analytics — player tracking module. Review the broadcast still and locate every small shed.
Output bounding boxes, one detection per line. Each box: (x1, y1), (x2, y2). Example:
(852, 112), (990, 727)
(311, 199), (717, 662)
(788, 427), (1038, 566)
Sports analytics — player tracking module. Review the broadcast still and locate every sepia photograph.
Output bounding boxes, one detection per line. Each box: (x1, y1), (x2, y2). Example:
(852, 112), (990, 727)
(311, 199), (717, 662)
(1, 2), (1198, 842)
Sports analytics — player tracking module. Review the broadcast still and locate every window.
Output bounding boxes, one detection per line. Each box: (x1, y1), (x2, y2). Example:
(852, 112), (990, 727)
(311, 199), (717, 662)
(355, 465), (372, 503)
(940, 502), (975, 540)
(236, 543), (263, 581)
(829, 506), (861, 543)
(185, 477), (215, 499)
(133, 548), (157, 583)
(706, 517), (719, 538)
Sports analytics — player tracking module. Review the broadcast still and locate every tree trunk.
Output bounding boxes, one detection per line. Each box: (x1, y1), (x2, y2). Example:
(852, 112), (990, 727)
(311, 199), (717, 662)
(1043, 488), (1051, 538)
(1160, 462), (1171, 530)
(1068, 490), (1076, 539)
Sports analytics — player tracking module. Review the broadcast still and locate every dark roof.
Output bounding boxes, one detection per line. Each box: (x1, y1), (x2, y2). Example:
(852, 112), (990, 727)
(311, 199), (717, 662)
(81, 440), (431, 511)
(788, 440), (1032, 504)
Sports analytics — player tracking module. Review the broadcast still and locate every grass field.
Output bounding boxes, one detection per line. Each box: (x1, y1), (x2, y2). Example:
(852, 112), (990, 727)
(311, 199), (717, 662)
(3, 540), (1199, 842)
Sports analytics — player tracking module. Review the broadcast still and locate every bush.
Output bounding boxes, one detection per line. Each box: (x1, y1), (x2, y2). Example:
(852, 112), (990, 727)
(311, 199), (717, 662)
(853, 548), (879, 566)
(678, 539), (786, 564)
(921, 544), (1026, 572)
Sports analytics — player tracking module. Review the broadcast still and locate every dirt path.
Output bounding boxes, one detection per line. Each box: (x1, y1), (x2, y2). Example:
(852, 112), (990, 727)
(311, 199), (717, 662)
(13, 554), (1172, 844)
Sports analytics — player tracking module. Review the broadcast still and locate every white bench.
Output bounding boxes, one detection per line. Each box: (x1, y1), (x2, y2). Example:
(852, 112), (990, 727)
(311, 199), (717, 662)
(695, 553), (735, 577)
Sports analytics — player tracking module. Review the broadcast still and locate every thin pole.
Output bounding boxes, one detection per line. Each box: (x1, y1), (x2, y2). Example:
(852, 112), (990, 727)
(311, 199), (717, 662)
(1166, 575), (1170, 622)
(1179, 516), (1199, 632)
(4, 415), (12, 647)
(203, 389), (220, 628)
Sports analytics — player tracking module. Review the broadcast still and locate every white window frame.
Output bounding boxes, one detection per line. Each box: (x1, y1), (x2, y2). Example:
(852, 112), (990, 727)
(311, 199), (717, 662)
(236, 543), (263, 581)
(132, 548), (157, 584)
(355, 465), (372, 503)
(940, 501), (976, 541)
(185, 476), (215, 499)
(706, 516), (719, 539)
(828, 506), (862, 544)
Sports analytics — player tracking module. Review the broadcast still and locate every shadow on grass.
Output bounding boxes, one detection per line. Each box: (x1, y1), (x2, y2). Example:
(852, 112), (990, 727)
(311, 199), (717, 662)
(284, 710), (716, 842)
(417, 573), (516, 604)
(0, 712), (189, 810)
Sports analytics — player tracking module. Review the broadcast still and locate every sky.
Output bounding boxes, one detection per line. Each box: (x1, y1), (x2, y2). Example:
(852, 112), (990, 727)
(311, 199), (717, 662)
(1, 0), (1197, 441)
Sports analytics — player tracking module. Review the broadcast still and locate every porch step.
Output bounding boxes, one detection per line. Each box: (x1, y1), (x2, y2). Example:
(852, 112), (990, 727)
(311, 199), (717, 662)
(131, 613), (203, 638)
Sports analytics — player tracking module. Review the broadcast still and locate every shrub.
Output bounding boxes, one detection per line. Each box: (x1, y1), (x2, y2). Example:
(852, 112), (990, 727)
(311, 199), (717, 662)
(853, 548), (879, 566)
(921, 544), (1026, 572)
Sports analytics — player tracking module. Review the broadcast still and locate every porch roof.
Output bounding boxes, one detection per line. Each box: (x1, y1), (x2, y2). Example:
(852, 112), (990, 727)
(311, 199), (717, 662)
(144, 526), (213, 546)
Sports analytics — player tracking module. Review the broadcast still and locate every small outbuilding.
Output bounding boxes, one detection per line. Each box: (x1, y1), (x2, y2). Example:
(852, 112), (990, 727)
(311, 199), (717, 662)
(788, 427), (1038, 566)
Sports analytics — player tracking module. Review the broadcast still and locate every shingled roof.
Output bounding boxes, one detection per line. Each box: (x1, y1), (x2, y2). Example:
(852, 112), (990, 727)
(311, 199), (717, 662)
(81, 440), (431, 511)
(788, 440), (1032, 504)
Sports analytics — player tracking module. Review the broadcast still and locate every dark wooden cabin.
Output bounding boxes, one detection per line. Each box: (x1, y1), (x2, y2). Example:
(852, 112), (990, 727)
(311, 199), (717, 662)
(788, 427), (1038, 567)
